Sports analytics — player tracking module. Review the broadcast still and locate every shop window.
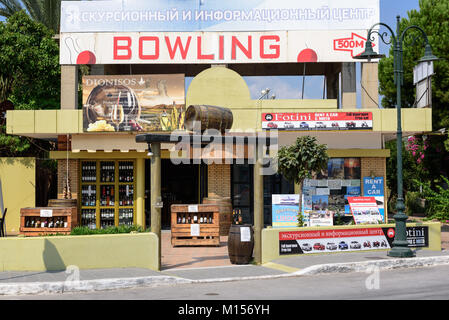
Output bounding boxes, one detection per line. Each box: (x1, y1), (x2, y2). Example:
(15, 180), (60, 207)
(231, 164), (293, 226)
(231, 164), (253, 225)
(263, 174), (294, 226)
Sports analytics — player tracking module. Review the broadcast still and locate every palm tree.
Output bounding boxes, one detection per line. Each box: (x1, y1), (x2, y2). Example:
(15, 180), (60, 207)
(0, 0), (79, 33)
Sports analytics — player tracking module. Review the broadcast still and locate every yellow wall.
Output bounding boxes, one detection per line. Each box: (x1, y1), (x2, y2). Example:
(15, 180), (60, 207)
(0, 158), (35, 234)
(0, 233), (159, 271)
(261, 222), (441, 263)
(6, 67), (432, 136)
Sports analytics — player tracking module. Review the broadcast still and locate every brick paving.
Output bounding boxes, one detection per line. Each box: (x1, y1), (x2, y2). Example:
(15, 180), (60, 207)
(161, 230), (232, 270)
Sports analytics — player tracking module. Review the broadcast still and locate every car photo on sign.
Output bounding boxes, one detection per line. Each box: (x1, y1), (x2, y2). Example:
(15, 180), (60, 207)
(301, 243), (312, 252)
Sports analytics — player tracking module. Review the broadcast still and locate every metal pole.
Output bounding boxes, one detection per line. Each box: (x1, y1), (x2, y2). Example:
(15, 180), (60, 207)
(253, 139), (264, 264)
(150, 142), (162, 269)
(388, 16), (415, 257)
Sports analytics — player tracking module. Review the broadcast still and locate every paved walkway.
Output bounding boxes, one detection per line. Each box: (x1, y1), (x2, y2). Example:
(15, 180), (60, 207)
(0, 224), (448, 296)
(161, 230), (232, 270)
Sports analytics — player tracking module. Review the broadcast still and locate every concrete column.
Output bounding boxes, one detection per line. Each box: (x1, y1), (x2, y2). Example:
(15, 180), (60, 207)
(136, 157), (145, 229)
(90, 65), (105, 75)
(361, 62), (379, 109)
(60, 65), (79, 110)
(326, 66), (340, 108)
(150, 143), (161, 270)
(253, 144), (264, 264)
(341, 62), (357, 109)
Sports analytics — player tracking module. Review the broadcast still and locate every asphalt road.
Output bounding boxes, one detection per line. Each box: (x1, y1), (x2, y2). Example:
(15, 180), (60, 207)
(5, 264), (449, 300)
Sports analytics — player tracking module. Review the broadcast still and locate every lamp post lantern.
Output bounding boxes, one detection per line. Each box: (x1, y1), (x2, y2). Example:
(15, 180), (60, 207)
(354, 15), (439, 258)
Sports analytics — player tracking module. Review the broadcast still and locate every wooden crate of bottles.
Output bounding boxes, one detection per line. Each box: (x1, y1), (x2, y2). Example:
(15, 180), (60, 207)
(20, 207), (78, 236)
(171, 204), (220, 247)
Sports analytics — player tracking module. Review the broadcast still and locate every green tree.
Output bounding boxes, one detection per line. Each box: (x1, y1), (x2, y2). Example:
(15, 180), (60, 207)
(380, 0), (449, 208)
(276, 136), (328, 226)
(0, 0), (81, 33)
(379, 0), (449, 131)
(0, 10), (60, 156)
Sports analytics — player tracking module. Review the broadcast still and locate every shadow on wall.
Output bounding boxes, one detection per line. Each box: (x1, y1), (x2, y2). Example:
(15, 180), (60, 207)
(0, 157), (35, 169)
(43, 239), (66, 271)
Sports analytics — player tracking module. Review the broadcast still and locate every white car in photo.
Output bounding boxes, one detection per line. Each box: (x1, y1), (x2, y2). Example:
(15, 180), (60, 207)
(326, 242), (337, 250)
(301, 243), (312, 252)
(350, 241), (361, 249)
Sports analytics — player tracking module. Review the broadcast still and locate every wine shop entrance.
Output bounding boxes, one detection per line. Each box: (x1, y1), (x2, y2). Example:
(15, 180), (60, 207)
(145, 159), (208, 229)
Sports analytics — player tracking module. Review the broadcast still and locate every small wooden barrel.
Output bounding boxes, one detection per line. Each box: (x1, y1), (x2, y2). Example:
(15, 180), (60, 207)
(227, 224), (254, 264)
(203, 196), (232, 236)
(184, 105), (233, 133)
(48, 199), (77, 208)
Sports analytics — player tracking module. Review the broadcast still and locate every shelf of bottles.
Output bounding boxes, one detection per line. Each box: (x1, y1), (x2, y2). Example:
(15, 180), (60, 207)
(176, 213), (214, 225)
(24, 216), (68, 229)
(80, 160), (136, 229)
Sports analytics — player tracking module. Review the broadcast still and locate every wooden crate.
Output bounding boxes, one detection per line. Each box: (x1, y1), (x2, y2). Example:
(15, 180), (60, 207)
(20, 207), (78, 236)
(171, 204), (220, 247)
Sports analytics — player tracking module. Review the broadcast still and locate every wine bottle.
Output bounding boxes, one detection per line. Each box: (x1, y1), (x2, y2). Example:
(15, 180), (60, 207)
(238, 209), (242, 225)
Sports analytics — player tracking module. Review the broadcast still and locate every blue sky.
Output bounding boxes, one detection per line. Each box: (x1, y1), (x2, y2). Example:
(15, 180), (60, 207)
(0, 0), (421, 105)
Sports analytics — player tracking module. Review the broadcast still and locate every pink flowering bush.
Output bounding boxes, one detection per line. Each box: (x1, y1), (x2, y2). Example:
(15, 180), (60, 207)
(406, 136), (429, 165)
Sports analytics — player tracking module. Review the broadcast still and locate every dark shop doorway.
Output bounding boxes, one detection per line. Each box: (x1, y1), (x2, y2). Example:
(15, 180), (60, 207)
(145, 159), (207, 229)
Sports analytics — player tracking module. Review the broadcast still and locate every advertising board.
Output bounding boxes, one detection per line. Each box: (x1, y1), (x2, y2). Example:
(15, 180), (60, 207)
(61, 0), (380, 33)
(279, 226), (429, 255)
(60, 30), (378, 65)
(272, 194), (300, 228)
(347, 197), (383, 224)
(82, 74), (185, 132)
(262, 112), (373, 131)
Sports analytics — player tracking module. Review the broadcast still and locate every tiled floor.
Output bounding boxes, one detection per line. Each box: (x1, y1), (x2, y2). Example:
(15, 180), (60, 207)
(161, 230), (232, 270)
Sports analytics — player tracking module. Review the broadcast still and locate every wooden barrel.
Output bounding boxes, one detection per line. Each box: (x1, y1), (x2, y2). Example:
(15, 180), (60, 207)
(48, 199), (77, 208)
(184, 105), (233, 133)
(202, 196), (232, 236)
(227, 224), (254, 264)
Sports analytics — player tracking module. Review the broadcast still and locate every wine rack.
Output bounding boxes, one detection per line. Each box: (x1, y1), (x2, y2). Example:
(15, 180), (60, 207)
(79, 160), (136, 229)
(20, 207), (77, 236)
(171, 204), (220, 247)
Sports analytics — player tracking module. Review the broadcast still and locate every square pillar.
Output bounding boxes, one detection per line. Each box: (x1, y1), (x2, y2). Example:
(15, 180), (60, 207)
(361, 62), (379, 109)
(341, 62), (357, 109)
(60, 65), (79, 110)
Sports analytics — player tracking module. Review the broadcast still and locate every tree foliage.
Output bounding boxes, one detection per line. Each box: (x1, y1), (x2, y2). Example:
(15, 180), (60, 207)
(378, 0), (449, 131)
(0, 0), (79, 33)
(0, 10), (59, 156)
(277, 136), (329, 187)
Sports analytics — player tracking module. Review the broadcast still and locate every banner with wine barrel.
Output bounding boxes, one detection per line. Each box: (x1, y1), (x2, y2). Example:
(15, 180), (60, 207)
(82, 74), (185, 132)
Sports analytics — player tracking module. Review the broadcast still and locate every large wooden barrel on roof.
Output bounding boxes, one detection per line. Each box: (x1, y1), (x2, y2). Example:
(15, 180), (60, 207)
(202, 194), (232, 236)
(184, 105), (233, 133)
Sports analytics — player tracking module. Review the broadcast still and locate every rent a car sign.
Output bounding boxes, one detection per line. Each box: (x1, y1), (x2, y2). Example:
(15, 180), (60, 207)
(262, 112), (372, 130)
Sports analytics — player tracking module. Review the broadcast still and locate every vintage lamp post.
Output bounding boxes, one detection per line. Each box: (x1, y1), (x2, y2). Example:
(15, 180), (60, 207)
(354, 16), (438, 257)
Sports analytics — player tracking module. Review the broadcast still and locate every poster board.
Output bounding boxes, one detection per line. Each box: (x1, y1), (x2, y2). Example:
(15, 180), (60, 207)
(272, 194), (300, 228)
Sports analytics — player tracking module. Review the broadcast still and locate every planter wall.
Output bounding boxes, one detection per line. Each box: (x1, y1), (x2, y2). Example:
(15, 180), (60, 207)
(0, 232), (159, 271)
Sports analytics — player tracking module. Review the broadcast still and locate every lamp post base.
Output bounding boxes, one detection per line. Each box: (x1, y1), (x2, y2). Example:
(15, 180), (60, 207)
(387, 246), (415, 258)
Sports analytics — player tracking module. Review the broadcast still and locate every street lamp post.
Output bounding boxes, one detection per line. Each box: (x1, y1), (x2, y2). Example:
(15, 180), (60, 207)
(354, 15), (438, 258)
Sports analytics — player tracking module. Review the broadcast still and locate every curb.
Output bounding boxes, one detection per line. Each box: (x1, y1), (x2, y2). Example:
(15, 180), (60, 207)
(1, 255), (449, 296)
